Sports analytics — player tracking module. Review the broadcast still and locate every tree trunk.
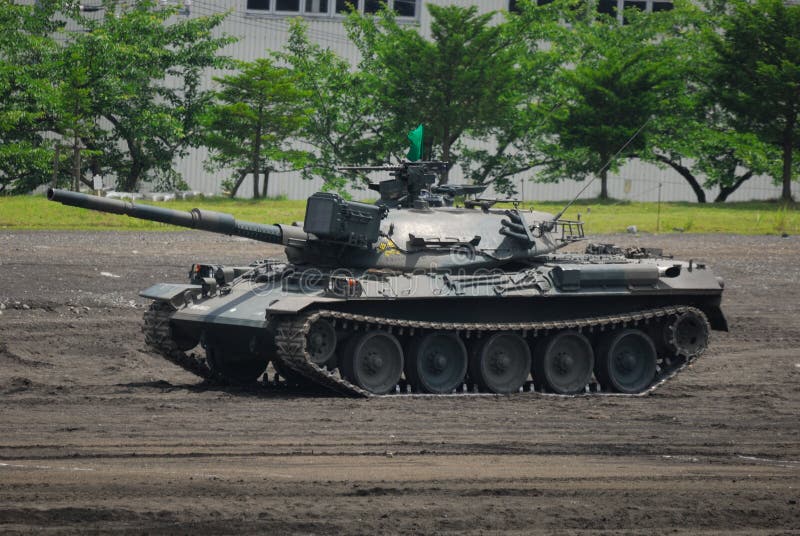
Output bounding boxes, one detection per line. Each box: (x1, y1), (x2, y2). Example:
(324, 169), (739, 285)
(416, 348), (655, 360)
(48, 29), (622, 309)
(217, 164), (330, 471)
(781, 124), (794, 201)
(440, 127), (451, 184)
(123, 154), (143, 192)
(261, 169), (270, 198)
(252, 107), (263, 198)
(228, 169), (248, 198)
(599, 168), (608, 200)
(104, 115), (142, 192)
(714, 171), (753, 203)
(656, 155), (707, 203)
(71, 133), (81, 192)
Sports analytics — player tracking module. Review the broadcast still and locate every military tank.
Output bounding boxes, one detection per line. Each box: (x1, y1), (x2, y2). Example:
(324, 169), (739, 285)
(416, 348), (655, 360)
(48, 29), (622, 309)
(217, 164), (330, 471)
(47, 161), (726, 397)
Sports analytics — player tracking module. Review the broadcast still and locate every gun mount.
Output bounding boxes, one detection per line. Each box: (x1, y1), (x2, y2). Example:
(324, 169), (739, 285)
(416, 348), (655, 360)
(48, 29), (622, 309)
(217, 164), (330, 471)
(340, 161), (487, 208)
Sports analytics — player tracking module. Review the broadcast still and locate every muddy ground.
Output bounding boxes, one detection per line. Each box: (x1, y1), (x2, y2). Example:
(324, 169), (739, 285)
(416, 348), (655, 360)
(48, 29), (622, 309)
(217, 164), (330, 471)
(0, 230), (798, 535)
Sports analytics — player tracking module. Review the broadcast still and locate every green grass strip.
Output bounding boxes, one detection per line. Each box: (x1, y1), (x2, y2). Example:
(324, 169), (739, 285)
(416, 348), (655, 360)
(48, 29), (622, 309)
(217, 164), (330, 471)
(0, 194), (797, 235)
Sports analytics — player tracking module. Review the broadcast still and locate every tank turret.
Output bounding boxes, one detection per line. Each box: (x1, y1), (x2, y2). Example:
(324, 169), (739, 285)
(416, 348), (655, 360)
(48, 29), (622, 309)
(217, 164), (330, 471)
(49, 162), (584, 271)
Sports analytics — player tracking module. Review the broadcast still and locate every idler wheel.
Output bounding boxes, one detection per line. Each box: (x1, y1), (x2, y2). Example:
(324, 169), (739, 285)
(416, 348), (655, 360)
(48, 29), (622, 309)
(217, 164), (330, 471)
(206, 346), (268, 385)
(595, 329), (657, 394)
(306, 319), (337, 367)
(664, 310), (710, 358)
(469, 333), (531, 394)
(533, 330), (594, 395)
(340, 331), (404, 395)
(406, 332), (468, 394)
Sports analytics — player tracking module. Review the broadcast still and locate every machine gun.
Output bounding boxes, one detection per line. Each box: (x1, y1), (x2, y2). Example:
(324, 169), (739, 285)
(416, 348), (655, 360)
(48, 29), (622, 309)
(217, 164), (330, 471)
(339, 161), (486, 208)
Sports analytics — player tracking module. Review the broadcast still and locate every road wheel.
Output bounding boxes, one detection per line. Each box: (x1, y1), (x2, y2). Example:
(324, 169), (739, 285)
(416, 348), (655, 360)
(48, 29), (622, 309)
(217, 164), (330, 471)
(406, 332), (468, 394)
(469, 333), (531, 394)
(533, 330), (594, 395)
(340, 331), (404, 395)
(596, 329), (657, 394)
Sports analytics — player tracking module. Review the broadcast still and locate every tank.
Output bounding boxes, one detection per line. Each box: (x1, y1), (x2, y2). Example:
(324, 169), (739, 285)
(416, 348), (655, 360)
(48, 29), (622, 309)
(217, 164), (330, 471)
(47, 161), (727, 397)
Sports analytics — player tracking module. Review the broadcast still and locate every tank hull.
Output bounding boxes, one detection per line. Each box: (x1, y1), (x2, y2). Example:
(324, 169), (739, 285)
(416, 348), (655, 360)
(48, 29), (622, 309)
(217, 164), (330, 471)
(143, 252), (726, 396)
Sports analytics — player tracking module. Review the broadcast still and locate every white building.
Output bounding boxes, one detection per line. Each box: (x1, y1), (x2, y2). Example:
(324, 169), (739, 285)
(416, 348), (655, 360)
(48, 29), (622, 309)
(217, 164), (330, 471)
(109, 1), (793, 201)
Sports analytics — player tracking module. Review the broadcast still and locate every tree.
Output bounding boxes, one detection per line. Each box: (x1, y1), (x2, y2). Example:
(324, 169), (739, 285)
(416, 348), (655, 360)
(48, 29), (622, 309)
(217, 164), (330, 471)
(275, 20), (379, 193)
(202, 58), (311, 198)
(636, 2), (768, 203)
(346, 4), (534, 184)
(710, 0), (800, 202)
(56, 1), (233, 192)
(457, 0), (568, 194)
(540, 4), (683, 199)
(0, 0), (66, 194)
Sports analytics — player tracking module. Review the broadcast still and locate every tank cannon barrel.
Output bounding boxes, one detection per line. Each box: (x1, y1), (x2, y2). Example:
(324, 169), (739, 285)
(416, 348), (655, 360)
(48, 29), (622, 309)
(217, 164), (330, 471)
(47, 188), (285, 245)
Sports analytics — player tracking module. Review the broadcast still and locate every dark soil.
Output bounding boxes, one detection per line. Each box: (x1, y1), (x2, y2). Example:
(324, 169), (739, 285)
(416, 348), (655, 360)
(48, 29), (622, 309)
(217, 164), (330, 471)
(0, 231), (798, 535)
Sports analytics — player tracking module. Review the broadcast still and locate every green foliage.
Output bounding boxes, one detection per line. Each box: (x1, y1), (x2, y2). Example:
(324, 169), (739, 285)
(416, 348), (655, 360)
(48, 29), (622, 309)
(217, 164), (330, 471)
(457, 0), (568, 194)
(3, 0), (796, 205)
(0, 0), (66, 194)
(643, 1), (780, 203)
(202, 58), (311, 198)
(709, 0), (800, 201)
(346, 3), (545, 185)
(0, 0), (232, 195)
(275, 20), (378, 193)
(58, 1), (234, 192)
(540, 2), (683, 199)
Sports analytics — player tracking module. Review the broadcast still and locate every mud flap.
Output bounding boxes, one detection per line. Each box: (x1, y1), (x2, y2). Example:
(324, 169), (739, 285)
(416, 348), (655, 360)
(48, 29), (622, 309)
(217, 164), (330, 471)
(139, 283), (203, 308)
(704, 306), (729, 332)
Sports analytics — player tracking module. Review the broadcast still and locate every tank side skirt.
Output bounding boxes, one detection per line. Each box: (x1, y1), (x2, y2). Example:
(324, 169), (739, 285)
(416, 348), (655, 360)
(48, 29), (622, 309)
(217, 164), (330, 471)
(272, 305), (709, 398)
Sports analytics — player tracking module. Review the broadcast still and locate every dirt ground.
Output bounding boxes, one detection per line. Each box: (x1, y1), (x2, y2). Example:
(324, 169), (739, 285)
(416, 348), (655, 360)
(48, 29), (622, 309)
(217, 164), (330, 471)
(0, 230), (798, 535)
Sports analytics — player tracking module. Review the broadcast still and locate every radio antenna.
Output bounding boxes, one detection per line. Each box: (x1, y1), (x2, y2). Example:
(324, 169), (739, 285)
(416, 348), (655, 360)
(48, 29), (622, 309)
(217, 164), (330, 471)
(552, 117), (652, 222)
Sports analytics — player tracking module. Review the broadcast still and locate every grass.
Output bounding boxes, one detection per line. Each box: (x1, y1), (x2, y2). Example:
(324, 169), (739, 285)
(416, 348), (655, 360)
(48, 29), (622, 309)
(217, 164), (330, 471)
(0, 193), (797, 235)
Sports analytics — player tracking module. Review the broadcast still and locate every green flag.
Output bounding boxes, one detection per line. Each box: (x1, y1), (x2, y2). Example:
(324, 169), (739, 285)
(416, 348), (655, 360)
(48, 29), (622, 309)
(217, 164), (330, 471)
(406, 124), (423, 161)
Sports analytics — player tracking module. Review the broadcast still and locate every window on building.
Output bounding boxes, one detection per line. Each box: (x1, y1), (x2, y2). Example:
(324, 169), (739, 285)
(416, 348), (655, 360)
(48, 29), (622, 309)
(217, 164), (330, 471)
(595, 0), (673, 22)
(363, 0), (382, 13)
(394, 0), (416, 17)
(509, 0), (553, 11)
(597, 0), (617, 16)
(275, 0), (300, 11)
(247, 0), (270, 10)
(623, 0), (647, 11)
(247, 0), (416, 18)
(305, 0), (329, 13)
(335, 0), (358, 13)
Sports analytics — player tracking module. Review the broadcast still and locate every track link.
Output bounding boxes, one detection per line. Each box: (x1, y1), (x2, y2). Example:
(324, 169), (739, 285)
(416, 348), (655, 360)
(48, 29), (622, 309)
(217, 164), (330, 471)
(273, 306), (710, 398)
(142, 302), (214, 380)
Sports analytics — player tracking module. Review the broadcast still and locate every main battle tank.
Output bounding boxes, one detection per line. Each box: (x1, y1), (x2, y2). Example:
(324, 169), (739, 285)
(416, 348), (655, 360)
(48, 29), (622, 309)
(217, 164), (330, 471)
(47, 161), (727, 397)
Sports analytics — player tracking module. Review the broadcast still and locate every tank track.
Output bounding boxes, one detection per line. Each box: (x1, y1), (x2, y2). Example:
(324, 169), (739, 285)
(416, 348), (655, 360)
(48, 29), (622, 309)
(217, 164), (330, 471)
(273, 305), (710, 398)
(142, 302), (215, 380)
